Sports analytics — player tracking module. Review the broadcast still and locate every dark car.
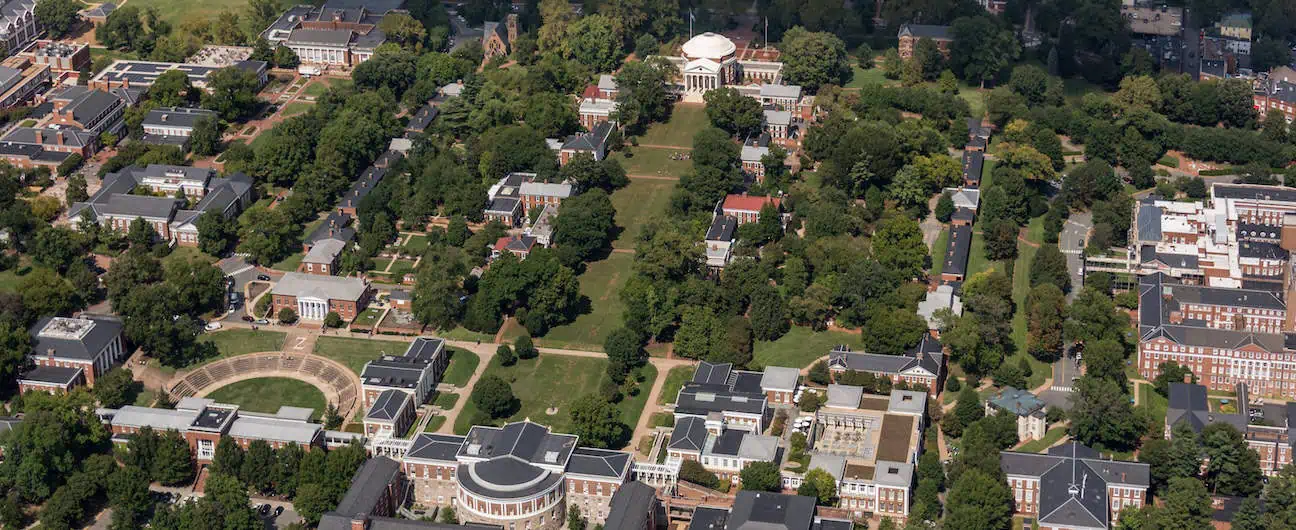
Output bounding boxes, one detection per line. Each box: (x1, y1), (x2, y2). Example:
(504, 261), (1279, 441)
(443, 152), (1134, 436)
(260, 504), (271, 516)
(274, 506), (284, 517)
(257, 274), (271, 281)
(241, 315), (254, 322)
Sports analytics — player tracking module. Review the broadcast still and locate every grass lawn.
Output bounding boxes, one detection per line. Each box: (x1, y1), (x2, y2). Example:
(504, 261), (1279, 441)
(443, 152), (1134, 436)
(966, 230), (991, 279)
(434, 392), (460, 409)
(1007, 235), (1050, 389)
(958, 85), (987, 119)
(541, 252), (634, 351)
(845, 65), (890, 89)
(441, 348), (480, 387)
(0, 265), (34, 293)
(281, 102), (312, 116)
(424, 416), (446, 432)
(271, 252), (304, 272)
(301, 77), (350, 99)
(753, 326), (861, 371)
(454, 355), (658, 436)
(89, 48), (139, 73)
(132, 388), (158, 407)
(611, 148), (691, 177)
(1137, 381), (1168, 429)
(206, 377), (326, 420)
(658, 365), (694, 405)
(388, 260), (417, 279)
(371, 257), (394, 272)
(163, 246), (216, 268)
(352, 307), (385, 329)
(314, 336), (411, 376)
(611, 178), (675, 249)
(197, 329), (287, 359)
(124, 0), (253, 27)
(1017, 426), (1069, 453)
(930, 227), (949, 276)
(440, 326), (496, 343)
(403, 234), (430, 254)
(637, 105), (709, 147)
(1157, 155), (1180, 168)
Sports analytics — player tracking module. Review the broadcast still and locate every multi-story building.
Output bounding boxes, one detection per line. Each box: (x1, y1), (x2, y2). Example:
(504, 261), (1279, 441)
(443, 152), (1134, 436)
(578, 96), (617, 130)
(780, 386), (926, 519)
(657, 32), (786, 98)
(1255, 68), (1296, 123)
(1165, 382), (1296, 476)
(559, 122), (614, 165)
(761, 366), (800, 405)
(482, 15), (518, 62)
(985, 387), (1048, 441)
(1000, 443), (1149, 530)
(941, 224), (973, 283)
(0, 127), (97, 170)
(363, 389), (415, 439)
(360, 337), (448, 412)
(484, 172), (573, 227)
(19, 40), (90, 75)
(896, 24), (952, 59)
(0, 55), (47, 108)
(43, 85), (128, 135)
(261, 1), (405, 68)
(721, 194), (781, 225)
(98, 397), (326, 460)
(689, 491), (854, 530)
(18, 315), (125, 393)
(270, 272), (370, 321)
(68, 165), (253, 246)
(90, 60), (267, 91)
(704, 214), (737, 270)
(0, 0), (38, 60)
(601, 481), (659, 530)
(673, 361), (772, 433)
(826, 335), (945, 395)
(140, 107), (219, 147)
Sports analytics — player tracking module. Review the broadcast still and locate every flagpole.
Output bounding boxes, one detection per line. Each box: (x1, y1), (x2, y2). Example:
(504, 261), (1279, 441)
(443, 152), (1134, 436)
(690, 8), (694, 38)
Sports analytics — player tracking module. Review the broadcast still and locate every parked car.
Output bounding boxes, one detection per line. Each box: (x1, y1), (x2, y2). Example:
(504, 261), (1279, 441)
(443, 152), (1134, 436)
(274, 506), (284, 517)
(241, 315), (254, 322)
(257, 274), (271, 281)
(204, 322), (223, 331)
(255, 319), (270, 325)
(259, 504), (271, 516)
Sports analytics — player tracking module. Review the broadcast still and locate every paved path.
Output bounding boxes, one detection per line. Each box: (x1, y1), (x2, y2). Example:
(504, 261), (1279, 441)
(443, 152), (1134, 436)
(921, 192), (944, 250)
(432, 341), (498, 434)
(637, 143), (692, 150)
(627, 357), (696, 454)
(627, 174), (681, 181)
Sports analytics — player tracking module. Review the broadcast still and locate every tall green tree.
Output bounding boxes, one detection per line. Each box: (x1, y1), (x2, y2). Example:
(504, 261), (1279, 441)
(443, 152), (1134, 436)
(949, 15), (1018, 86)
(779, 27), (852, 91)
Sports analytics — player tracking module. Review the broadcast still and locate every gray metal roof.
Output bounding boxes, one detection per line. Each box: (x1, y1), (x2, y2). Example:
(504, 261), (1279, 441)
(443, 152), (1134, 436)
(759, 83), (801, 99)
(727, 491), (816, 530)
(943, 224), (972, 276)
(566, 446), (632, 479)
(1166, 382), (1249, 434)
(760, 366), (799, 391)
(406, 433), (466, 462)
(988, 387), (1046, 416)
(458, 421), (577, 466)
(456, 458), (563, 500)
(1136, 204), (1162, 242)
(562, 121), (613, 152)
(872, 461), (914, 488)
(97, 194), (180, 219)
(30, 315), (123, 362)
(303, 238), (346, 264)
(365, 389), (411, 421)
(143, 106), (217, 130)
(826, 384), (864, 409)
(693, 362), (732, 385)
(334, 457), (402, 517)
(1213, 183), (1296, 203)
(406, 104), (438, 132)
(271, 272), (367, 301)
(227, 413), (321, 444)
(286, 28), (354, 47)
(602, 481), (657, 530)
(668, 416), (708, 452)
(104, 405), (198, 431)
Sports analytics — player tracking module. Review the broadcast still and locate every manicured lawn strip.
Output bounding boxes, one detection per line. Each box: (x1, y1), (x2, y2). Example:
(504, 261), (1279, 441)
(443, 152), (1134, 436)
(930, 227), (949, 276)
(352, 307), (385, 328)
(206, 377), (326, 420)
(281, 101), (312, 116)
(371, 257), (394, 272)
(314, 336), (411, 376)
(424, 416), (446, 432)
(1157, 155), (1180, 168)
(163, 246), (216, 267)
(0, 265), (33, 293)
(440, 326), (496, 342)
(453, 355), (657, 436)
(965, 230), (990, 279)
(271, 252), (304, 272)
(1138, 381), (1168, 429)
(658, 365), (695, 405)
(611, 148), (691, 177)
(441, 347), (480, 387)
(637, 105), (709, 147)
(124, 0), (253, 27)
(845, 65), (889, 88)
(541, 252), (634, 351)
(198, 329), (287, 358)
(957, 85), (986, 119)
(753, 327), (861, 371)
(434, 392), (460, 409)
(301, 77), (350, 98)
(403, 234), (429, 254)
(1016, 426), (1069, 453)
(1007, 237), (1050, 389)
(611, 178), (675, 249)
(388, 260), (416, 279)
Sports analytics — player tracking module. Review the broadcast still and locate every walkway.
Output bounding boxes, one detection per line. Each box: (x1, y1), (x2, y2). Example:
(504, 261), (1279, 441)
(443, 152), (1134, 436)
(627, 357), (696, 454)
(432, 343), (497, 434)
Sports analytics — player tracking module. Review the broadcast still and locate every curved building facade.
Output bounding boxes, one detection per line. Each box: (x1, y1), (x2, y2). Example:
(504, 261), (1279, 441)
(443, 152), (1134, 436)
(455, 457), (567, 529)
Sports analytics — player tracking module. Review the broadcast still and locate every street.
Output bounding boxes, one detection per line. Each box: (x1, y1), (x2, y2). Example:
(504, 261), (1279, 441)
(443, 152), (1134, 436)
(1060, 211), (1092, 302)
(446, 9), (481, 52)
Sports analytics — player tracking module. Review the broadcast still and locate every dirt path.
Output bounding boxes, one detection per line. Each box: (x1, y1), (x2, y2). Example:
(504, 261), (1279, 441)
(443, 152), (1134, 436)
(627, 174), (681, 181)
(637, 143), (692, 150)
(434, 341), (499, 434)
(625, 357), (697, 454)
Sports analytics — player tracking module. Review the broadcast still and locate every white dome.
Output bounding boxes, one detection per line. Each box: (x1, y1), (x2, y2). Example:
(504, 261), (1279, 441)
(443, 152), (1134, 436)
(682, 32), (736, 60)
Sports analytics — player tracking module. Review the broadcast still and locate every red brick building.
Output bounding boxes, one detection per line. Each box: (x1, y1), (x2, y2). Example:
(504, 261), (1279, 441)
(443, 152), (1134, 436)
(270, 272), (370, 322)
(1001, 443), (1149, 530)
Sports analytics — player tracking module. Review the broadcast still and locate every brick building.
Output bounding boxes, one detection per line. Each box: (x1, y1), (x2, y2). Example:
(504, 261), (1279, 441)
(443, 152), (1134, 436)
(1001, 443), (1149, 530)
(19, 315), (124, 393)
(896, 24), (952, 59)
(827, 334), (945, 394)
(270, 273), (370, 322)
(98, 397), (325, 463)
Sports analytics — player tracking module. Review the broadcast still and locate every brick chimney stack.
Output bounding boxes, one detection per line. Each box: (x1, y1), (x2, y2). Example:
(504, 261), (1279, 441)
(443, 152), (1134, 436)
(32, 130), (40, 144)
(349, 514), (369, 530)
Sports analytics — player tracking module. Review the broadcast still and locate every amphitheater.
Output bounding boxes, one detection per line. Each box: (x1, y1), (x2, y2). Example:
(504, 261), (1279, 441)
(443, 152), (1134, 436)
(168, 352), (362, 424)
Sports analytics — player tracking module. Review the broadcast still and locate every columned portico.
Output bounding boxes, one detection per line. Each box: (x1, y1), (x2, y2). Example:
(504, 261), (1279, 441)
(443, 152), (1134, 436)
(297, 297), (329, 320)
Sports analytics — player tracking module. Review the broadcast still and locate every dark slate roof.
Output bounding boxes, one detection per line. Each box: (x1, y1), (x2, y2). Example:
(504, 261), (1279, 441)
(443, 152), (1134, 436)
(1165, 283), (1284, 310)
(333, 457), (401, 517)
(603, 481), (657, 530)
(1137, 204), (1162, 242)
(365, 389), (410, 421)
(406, 433), (466, 462)
(340, 165), (388, 210)
(668, 416), (708, 452)
(19, 365), (82, 385)
(563, 121), (613, 152)
(407, 104), (437, 132)
(1239, 240), (1288, 260)
(458, 421), (577, 465)
(1140, 273), (1288, 352)
(1213, 183), (1296, 203)
(962, 150), (984, 186)
(29, 315), (123, 362)
(566, 446), (632, 479)
(143, 107), (217, 129)
(943, 224), (972, 276)
(688, 507), (730, 530)
(727, 491), (816, 530)
(1000, 443), (1150, 529)
(287, 28), (355, 47)
(359, 338), (446, 389)
(456, 457), (565, 500)
(952, 208), (975, 222)
(66, 89), (123, 124)
(814, 520), (855, 530)
(694, 362), (732, 385)
(675, 383), (767, 416)
(1166, 382), (1248, 434)
(898, 23), (952, 40)
(706, 215), (737, 241)
(1238, 223), (1281, 241)
(306, 211), (356, 247)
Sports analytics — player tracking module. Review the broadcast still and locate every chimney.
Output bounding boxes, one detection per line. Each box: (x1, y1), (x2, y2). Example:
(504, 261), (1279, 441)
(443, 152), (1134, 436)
(349, 514), (369, 530)
(1183, 373), (1193, 384)
(55, 132), (63, 146)
(121, 77), (128, 89)
(46, 348), (55, 359)
(32, 130), (41, 144)
(161, 114), (168, 122)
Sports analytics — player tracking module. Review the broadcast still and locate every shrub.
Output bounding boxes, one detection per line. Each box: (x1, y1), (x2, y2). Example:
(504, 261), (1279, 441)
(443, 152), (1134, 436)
(277, 306), (298, 324)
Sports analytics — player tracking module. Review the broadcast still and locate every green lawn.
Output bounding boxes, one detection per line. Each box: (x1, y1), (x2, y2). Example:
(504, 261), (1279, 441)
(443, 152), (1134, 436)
(1138, 381), (1168, 430)
(425, 416), (446, 432)
(930, 227), (949, 276)
(611, 178), (675, 249)
(966, 230), (991, 279)
(454, 355), (658, 437)
(388, 260), (417, 279)
(281, 102), (312, 117)
(753, 326), (861, 371)
(271, 252), (304, 272)
(301, 78), (351, 99)
(439, 326), (496, 343)
(352, 307), (385, 329)
(163, 246), (216, 268)
(313, 336), (410, 376)
(1019, 428), (1067, 453)
(434, 392), (460, 409)
(845, 65), (890, 89)
(0, 265), (33, 293)
(403, 234), (430, 254)
(441, 348), (480, 387)
(541, 252), (635, 351)
(958, 85), (987, 119)
(122, 0), (253, 27)
(206, 377), (326, 420)
(658, 365), (695, 405)
(197, 329), (287, 359)
(610, 148), (691, 177)
(1007, 235), (1050, 389)
(637, 105), (709, 147)
(133, 388), (158, 407)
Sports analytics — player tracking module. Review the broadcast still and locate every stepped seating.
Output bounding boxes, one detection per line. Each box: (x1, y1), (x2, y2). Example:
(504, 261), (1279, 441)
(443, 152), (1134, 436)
(207, 363), (233, 380)
(254, 356), (278, 370)
(301, 358), (324, 374)
(231, 357), (254, 372)
(280, 357), (302, 370)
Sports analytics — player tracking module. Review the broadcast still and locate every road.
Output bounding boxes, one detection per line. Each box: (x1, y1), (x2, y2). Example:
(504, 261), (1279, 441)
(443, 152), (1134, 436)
(446, 10), (481, 52)
(1060, 211), (1092, 302)
(216, 257), (285, 323)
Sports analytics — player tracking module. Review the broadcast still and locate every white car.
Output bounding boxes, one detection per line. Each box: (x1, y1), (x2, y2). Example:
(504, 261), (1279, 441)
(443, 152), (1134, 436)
(204, 322), (223, 331)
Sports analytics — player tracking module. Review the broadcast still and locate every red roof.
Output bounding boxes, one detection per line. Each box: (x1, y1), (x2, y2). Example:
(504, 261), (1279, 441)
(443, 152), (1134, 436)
(722, 194), (781, 213)
(580, 84), (600, 99)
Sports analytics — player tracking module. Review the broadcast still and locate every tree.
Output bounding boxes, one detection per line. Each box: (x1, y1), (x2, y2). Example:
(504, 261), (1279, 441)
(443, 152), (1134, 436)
(196, 210), (236, 257)
(567, 505), (587, 530)
(515, 335), (538, 360)
(189, 116), (222, 157)
(779, 27), (851, 91)
(554, 189), (616, 267)
(1231, 497), (1264, 530)
(472, 374), (516, 418)
(92, 367), (138, 408)
(201, 66), (261, 121)
(1113, 75), (1162, 113)
(439, 506), (458, 524)
(739, 461), (782, 491)
(273, 45), (299, 68)
(18, 267), (77, 318)
(1083, 338), (1127, 388)
(378, 12), (427, 50)
(1201, 422), (1262, 497)
(705, 88), (764, 137)
(945, 469), (1013, 530)
(569, 394), (628, 448)
(1139, 423), (1202, 493)
(211, 436), (245, 477)
(679, 460), (720, 489)
(241, 440), (276, 493)
(1152, 477), (1213, 529)
(149, 70), (194, 108)
(107, 465), (151, 529)
(749, 285), (789, 341)
(496, 344), (516, 366)
(153, 429), (195, 485)
(983, 218), (1020, 262)
(943, 386), (984, 438)
(674, 305), (722, 360)
(1026, 284), (1066, 362)
(1068, 376), (1144, 451)
(35, 0), (85, 39)
(949, 16), (1018, 86)
(277, 306), (298, 324)
(604, 327), (645, 383)
(1030, 244), (1071, 292)
(1153, 362), (1196, 397)
(935, 192), (956, 222)
(798, 467), (837, 504)
(563, 14), (623, 72)
(914, 38), (945, 81)
(873, 215), (927, 280)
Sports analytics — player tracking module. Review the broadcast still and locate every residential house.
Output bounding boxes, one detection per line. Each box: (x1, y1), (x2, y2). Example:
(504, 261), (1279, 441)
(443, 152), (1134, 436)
(740, 134), (771, 180)
(985, 387), (1048, 441)
(492, 234), (537, 261)
(1218, 12), (1252, 41)
(300, 211), (354, 276)
(21, 315), (124, 392)
(578, 96), (617, 130)
(406, 103), (437, 134)
(68, 165), (253, 246)
(722, 194), (781, 225)
(1001, 443), (1149, 529)
(897, 24), (952, 59)
(560, 121), (614, 165)
(759, 83), (804, 114)
(270, 272), (370, 321)
(140, 107), (219, 147)
(596, 74), (617, 99)
(485, 172), (573, 227)
(482, 15), (518, 62)
(1255, 70), (1296, 123)
(962, 150), (984, 187)
(826, 335), (945, 394)
(704, 214), (737, 270)
(764, 109), (793, 140)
